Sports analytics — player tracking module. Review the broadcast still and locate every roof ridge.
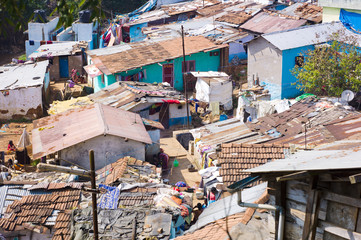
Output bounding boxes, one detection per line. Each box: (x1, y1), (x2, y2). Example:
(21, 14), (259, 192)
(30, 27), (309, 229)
(262, 21), (341, 37)
(95, 103), (109, 136)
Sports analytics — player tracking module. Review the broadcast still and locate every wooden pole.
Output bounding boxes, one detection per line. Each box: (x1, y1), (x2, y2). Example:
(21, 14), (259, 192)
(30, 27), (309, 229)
(181, 25), (190, 128)
(37, 163), (90, 177)
(89, 150), (99, 240)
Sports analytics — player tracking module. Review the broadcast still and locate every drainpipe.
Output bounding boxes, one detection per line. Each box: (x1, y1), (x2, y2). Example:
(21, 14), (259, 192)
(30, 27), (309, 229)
(236, 191), (285, 240)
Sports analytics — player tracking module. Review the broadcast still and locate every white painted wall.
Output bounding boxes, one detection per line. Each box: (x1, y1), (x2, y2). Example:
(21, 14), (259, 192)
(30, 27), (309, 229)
(169, 103), (188, 119)
(56, 26), (74, 41)
(25, 40), (42, 58)
(0, 86), (43, 120)
(60, 135), (145, 170)
(28, 17), (59, 41)
(72, 22), (93, 41)
(247, 37), (283, 87)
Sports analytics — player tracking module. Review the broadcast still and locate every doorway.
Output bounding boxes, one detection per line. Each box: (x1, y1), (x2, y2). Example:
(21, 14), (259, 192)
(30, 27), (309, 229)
(59, 56), (69, 78)
(162, 63), (174, 87)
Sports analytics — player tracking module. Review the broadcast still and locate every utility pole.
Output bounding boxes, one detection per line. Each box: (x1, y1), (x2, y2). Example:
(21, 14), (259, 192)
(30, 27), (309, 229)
(89, 150), (99, 240)
(181, 25), (190, 128)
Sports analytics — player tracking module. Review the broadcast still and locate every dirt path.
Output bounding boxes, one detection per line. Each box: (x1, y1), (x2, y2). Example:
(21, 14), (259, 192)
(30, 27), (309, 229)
(160, 137), (201, 188)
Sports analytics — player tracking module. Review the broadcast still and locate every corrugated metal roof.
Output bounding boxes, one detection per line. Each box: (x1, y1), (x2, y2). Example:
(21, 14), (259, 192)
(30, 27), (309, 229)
(95, 36), (227, 74)
(278, 3), (322, 23)
(260, 21), (360, 51)
(187, 182), (267, 233)
(0, 61), (49, 90)
(29, 41), (86, 58)
(324, 115), (361, 141)
(240, 11), (307, 34)
(246, 146), (361, 173)
(32, 103), (152, 159)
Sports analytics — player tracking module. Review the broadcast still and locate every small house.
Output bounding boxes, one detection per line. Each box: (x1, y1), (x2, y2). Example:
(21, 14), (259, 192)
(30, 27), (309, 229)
(0, 61), (50, 120)
(247, 22), (353, 99)
(29, 41), (88, 81)
(86, 36), (228, 92)
(25, 11), (99, 58)
(32, 103), (152, 170)
(193, 71), (233, 110)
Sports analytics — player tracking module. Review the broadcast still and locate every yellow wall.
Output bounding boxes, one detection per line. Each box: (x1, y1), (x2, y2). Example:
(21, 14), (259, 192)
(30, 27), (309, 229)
(323, 7), (361, 22)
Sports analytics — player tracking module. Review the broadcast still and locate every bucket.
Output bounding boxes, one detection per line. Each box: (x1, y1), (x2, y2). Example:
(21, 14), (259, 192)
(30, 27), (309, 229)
(220, 114), (228, 121)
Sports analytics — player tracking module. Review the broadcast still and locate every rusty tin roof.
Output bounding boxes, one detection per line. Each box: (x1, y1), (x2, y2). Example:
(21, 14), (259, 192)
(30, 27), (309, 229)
(32, 103), (152, 159)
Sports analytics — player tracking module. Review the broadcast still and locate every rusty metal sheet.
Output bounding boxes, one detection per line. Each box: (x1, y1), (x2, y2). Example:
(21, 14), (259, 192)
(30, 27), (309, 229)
(240, 12), (307, 34)
(325, 115), (361, 140)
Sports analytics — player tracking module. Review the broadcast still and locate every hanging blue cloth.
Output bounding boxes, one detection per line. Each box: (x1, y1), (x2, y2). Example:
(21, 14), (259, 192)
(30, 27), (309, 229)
(340, 9), (361, 34)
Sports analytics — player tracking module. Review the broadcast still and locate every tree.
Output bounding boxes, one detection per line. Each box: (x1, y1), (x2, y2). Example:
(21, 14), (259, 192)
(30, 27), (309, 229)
(291, 29), (361, 96)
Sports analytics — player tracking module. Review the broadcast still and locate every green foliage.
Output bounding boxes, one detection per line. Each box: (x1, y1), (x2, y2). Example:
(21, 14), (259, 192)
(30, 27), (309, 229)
(291, 30), (361, 97)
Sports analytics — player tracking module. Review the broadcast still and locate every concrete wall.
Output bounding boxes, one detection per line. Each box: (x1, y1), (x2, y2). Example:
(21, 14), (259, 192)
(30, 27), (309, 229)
(130, 22), (148, 43)
(0, 86), (43, 120)
(248, 37), (283, 100)
(322, 6), (361, 22)
(47, 55), (83, 81)
(60, 135), (145, 170)
(25, 40), (42, 58)
(57, 26), (74, 41)
(281, 45), (314, 99)
(319, 0), (361, 10)
(145, 129), (160, 161)
(28, 17), (59, 41)
(169, 103), (191, 126)
(73, 22), (93, 41)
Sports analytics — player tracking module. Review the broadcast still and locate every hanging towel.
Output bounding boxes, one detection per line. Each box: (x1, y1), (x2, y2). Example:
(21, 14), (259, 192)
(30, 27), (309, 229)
(210, 102), (220, 115)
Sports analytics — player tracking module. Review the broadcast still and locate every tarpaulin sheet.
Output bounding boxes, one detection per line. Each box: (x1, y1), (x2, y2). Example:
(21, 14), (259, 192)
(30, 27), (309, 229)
(98, 184), (120, 209)
(84, 64), (102, 78)
(340, 9), (361, 34)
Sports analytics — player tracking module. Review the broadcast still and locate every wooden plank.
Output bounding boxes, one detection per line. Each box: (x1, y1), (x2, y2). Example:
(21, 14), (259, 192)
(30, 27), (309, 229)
(277, 171), (310, 182)
(350, 173), (361, 184)
(310, 190), (321, 240)
(319, 221), (361, 240)
(302, 176), (318, 240)
(323, 191), (361, 209)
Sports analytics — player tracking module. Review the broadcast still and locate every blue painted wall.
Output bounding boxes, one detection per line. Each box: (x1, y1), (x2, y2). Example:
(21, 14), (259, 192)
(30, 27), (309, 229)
(281, 45), (314, 99)
(94, 49), (221, 92)
(130, 22), (148, 42)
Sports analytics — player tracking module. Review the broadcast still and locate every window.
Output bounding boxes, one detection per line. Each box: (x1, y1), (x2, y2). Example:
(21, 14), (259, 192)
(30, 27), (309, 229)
(295, 56), (304, 67)
(182, 60), (196, 73)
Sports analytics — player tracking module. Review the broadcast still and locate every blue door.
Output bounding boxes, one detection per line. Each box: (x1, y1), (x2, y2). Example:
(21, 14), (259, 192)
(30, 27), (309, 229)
(59, 56), (69, 78)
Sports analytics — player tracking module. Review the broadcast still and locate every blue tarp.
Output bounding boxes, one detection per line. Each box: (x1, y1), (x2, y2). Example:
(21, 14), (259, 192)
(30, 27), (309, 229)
(98, 184), (120, 209)
(129, 0), (157, 17)
(340, 9), (361, 34)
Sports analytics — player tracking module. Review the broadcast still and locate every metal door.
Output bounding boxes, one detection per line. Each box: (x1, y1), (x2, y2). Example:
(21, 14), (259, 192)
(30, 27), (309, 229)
(59, 56), (69, 78)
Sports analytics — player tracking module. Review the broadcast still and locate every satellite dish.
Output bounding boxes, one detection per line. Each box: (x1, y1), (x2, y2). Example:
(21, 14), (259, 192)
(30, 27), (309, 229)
(341, 90), (355, 102)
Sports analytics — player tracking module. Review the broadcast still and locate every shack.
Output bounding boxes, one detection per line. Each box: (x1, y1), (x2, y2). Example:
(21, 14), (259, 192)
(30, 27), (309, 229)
(29, 41), (88, 81)
(0, 61), (50, 120)
(32, 103), (152, 170)
(246, 144), (361, 239)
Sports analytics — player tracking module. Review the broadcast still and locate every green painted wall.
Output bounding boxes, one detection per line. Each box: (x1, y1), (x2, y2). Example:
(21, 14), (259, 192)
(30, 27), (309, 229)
(323, 7), (361, 22)
(94, 50), (221, 92)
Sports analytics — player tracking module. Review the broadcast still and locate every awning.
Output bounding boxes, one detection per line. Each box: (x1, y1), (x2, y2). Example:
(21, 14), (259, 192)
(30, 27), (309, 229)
(84, 64), (102, 78)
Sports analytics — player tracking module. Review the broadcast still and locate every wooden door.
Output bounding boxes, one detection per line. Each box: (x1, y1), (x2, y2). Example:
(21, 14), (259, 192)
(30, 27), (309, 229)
(163, 63), (174, 87)
(159, 103), (170, 129)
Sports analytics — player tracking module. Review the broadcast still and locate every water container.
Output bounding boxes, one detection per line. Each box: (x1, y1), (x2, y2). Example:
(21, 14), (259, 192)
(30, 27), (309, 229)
(34, 10), (47, 23)
(79, 10), (91, 23)
(173, 159), (179, 167)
